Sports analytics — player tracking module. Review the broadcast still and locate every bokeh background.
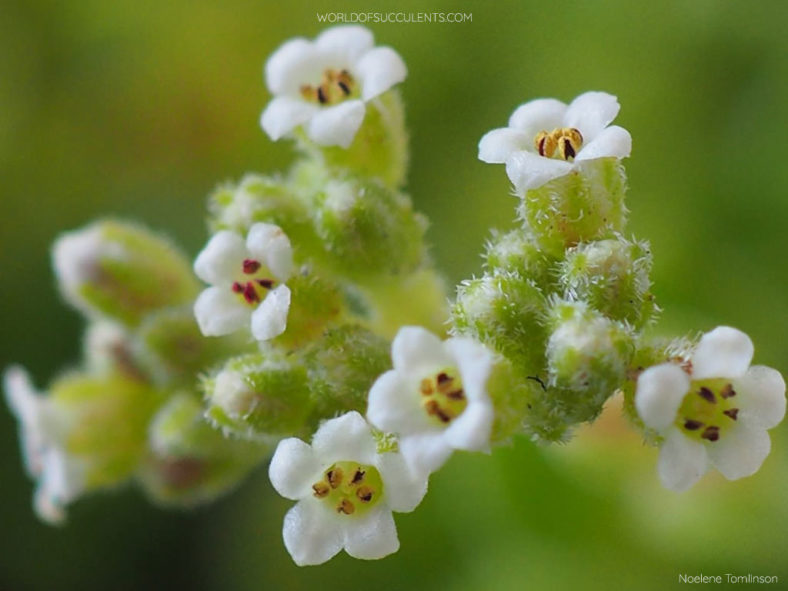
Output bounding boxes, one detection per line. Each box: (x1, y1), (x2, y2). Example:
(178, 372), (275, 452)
(2, 1), (787, 589)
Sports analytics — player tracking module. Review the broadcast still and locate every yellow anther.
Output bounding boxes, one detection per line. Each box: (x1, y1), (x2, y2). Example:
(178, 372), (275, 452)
(326, 466), (343, 489)
(419, 378), (434, 395)
(356, 485), (375, 503)
(299, 68), (356, 106)
(534, 127), (583, 160)
(312, 482), (330, 498)
(337, 498), (356, 514)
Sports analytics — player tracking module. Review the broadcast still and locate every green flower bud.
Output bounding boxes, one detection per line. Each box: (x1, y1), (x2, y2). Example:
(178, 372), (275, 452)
(138, 392), (267, 507)
(297, 91), (408, 189)
(302, 325), (391, 420)
(484, 228), (556, 290)
(560, 237), (658, 329)
(485, 356), (537, 444)
(203, 352), (312, 440)
(52, 220), (199, 327)
(50, 372), (163, 488)
(452, 271), (547, 372)
(517, 159), (627, 257)
(312, 176), (427, 280)
(545, 299), (634, 413)
(133, 306), (249, 387)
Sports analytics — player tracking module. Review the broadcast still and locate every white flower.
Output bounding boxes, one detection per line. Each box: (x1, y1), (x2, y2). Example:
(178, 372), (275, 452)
(478, 91), (632, 193)
(3, 366), (87, 524)
(268, 411), (427, 565)
(366, 326), (495, 476)
(635, 326), (786, 492)
(260, 25), (407, 148)
(193, 223), (294, 342)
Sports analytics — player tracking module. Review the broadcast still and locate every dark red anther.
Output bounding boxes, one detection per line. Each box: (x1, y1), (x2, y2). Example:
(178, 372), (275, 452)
(242, 282), (260, 304)
(232, 282), (244, 293)
(257, 278), (274, 290)
(242, 259), (261, 274)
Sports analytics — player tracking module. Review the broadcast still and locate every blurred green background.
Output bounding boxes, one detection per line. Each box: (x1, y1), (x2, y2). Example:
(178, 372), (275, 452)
(2, 0), (787, 589)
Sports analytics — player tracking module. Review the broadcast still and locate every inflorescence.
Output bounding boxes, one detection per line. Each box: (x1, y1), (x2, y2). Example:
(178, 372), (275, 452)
(4, 25), (785, 565)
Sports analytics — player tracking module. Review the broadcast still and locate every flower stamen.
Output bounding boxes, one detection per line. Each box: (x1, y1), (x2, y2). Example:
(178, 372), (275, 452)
(300, 69), (356, 106)
(534, 128), (583, 160)
(311, 461), (383, 517)
(419, 367), (467, 426)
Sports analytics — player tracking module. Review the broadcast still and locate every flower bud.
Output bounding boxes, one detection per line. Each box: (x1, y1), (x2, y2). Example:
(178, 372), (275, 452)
(545, 299), (634, 415)
(203, 352), (312, 440)
(312, 176), (427, 280)
(4, 367), (162, 523)
(52, 220), (199, 327)
(277, 271), (344, 348)
(516, 159), (627, 257)
(139, 392), (267, 507)
(82, 321), (144, 379)
(452, 271), (547, 372)
(484, 229), (555, 290)
(302, 325), (391, 419)
(560, 237), (658, 328)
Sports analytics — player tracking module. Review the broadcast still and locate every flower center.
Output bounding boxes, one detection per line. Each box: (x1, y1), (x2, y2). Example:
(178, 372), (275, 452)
(534, 127), (583, 160)
(419, 367), (467, 425)
(231, 258), (276, 307)
(311, 461), (383, 516)
(300, 69), (356, 105)
(675, 378), (739, 443)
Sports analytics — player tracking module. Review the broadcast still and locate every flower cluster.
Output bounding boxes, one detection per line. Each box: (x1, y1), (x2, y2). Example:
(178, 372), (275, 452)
(3, 24), (785, 569)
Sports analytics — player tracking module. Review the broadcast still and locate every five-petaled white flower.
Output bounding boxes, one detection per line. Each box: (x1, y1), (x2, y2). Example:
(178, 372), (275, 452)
(260, 25), (407, 148)
(635, 326), (786, 492)
(3, 367), (87, 525)
(268, 411), (427, 565)
(478, 91), (632, 194)
(366, 326), (495, 477)
(193, 223), (294, 342)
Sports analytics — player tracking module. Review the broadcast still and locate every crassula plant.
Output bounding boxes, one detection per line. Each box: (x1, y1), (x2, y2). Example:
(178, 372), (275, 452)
(5, 25), (785, 565)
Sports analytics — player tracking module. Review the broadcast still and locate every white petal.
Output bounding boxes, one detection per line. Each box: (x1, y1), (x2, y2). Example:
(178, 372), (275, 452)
(691, 326), (754, 380)
(375, 452), (428, 513)
(193, 287), (250, 337)
(444, 402), (493, 452)
(311, 411), (377, 466)
(4, 366), (47, 478)
(399, 432), (453, 476)
(707, 424), (771, 480)
(250, 284), (291, 341)
(356, 46), (407, 100)
(657, 430), (708, 492)
(563, 91), (620, 142)
(260, 96), (318, 142)
(478, 128), (530, 164)
(505, 150), (573, 194)
(343, 506), (399, 560)
(390, 326), (452, 373)
(34, 447), (86, 524)
(193, 231), (247, 285)
(508, 98), (567, 137)
(246, 223), (294, 280)
(366, 370), (432, 436)
(734, 365), (786, 429)
(574, 125), (632, 161)
(444, 337), (493, 403)
(269, 438), (321, 500)
(265, 38), (321, 95)
(635, 364), (690, 431)
(306, 100), (366, 148)
(315, 25), (374, 64)
(283, 499), (343, 566)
